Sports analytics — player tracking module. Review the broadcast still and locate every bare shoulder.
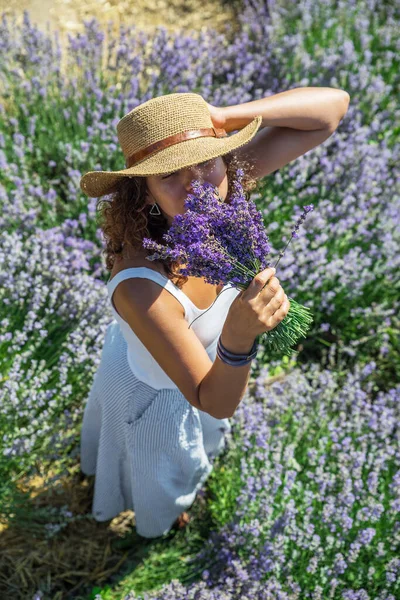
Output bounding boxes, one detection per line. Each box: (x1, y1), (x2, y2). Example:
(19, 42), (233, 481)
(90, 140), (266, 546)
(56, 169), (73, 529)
(114, 274), (185, 323)
(111, 258), (216, 415)
(110, 248), (183, 321)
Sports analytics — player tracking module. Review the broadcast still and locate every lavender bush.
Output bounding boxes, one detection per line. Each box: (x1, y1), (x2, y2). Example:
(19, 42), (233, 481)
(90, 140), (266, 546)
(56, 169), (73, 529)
(111, 360), (400, 599)
(0, 221), (113, 523)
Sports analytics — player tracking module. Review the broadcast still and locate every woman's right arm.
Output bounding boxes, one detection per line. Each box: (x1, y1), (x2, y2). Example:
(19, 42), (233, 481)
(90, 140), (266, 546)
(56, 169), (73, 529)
(113, 267), (288, 420)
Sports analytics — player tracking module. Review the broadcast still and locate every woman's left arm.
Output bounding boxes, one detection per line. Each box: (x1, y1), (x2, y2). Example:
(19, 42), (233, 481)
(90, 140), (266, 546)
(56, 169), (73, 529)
(207, 87), (350, 133)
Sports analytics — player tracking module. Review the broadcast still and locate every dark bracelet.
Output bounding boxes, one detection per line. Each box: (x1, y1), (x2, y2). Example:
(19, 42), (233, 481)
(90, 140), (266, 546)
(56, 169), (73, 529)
(219, 336), (258, 359)
(217, 335), (258, 367)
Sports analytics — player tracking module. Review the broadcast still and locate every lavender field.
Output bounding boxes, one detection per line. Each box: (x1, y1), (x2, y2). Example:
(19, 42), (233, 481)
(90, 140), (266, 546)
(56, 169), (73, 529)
(0, 0), (399, 598)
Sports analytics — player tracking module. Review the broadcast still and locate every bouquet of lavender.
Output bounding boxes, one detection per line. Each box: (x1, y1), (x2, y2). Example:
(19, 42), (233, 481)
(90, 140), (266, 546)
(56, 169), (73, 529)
(142, 168), (314, 355)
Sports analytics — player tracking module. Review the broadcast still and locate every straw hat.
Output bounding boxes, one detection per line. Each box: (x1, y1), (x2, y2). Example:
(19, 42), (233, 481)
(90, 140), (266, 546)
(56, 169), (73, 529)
(79, 92), (262, 198)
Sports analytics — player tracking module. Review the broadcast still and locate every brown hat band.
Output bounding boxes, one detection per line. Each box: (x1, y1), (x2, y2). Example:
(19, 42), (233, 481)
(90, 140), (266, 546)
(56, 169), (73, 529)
(125, 127), (228, 169)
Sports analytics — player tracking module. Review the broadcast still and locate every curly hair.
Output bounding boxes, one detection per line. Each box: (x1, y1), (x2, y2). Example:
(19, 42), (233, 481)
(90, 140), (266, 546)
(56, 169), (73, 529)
(96, 151), (260, 289)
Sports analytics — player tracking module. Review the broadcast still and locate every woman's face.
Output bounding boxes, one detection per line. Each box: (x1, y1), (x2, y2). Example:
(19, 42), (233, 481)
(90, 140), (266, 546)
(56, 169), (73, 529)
(145, 156), (228, 226)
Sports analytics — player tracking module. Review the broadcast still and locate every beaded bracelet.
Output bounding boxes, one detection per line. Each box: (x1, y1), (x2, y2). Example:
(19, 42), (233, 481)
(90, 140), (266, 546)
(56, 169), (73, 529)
(217, 334), (258, 367)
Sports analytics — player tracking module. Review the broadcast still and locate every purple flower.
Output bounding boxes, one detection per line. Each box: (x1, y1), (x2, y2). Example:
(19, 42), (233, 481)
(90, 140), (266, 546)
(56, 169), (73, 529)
(143, 172), (314, 354)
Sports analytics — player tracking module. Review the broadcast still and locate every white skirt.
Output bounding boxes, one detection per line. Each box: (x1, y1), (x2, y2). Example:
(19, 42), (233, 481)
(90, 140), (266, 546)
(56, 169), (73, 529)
(80, 319), (231, 538)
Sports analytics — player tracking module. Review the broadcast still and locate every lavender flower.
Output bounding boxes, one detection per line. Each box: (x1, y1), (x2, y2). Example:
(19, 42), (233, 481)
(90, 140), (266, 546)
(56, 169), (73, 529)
(143, 169), (314, 355)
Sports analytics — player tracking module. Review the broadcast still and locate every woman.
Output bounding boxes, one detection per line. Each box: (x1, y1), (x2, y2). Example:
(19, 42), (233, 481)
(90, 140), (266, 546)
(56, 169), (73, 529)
(78, 92), (293, 538)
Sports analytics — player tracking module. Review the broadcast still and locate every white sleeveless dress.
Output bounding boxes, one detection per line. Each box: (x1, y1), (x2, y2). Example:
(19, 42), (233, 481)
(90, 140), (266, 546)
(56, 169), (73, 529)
(80, 267), (241, 538)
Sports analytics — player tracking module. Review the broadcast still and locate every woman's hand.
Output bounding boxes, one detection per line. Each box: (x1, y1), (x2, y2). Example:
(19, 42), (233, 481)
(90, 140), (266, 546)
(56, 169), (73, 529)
(224, 267), (290, 342)
(205, 101), (227, 130)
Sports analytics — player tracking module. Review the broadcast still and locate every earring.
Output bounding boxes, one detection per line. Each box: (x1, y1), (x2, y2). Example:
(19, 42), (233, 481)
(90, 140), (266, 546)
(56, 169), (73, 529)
(149, 202), (161, 216)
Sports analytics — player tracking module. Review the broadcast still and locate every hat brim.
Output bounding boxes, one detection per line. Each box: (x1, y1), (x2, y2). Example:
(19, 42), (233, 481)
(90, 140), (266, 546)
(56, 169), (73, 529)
(80, 115), (262, 198)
